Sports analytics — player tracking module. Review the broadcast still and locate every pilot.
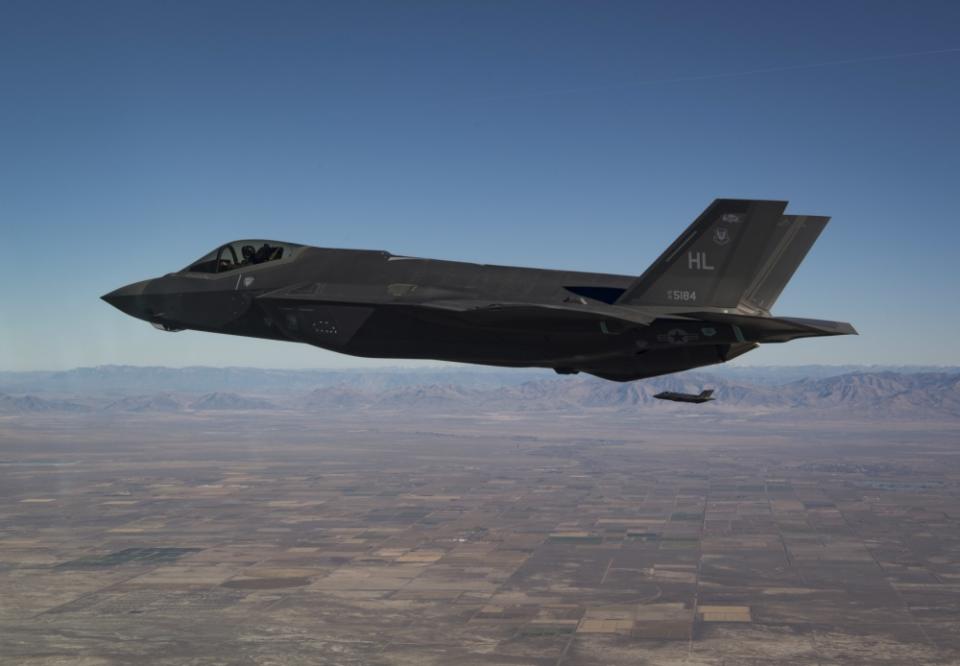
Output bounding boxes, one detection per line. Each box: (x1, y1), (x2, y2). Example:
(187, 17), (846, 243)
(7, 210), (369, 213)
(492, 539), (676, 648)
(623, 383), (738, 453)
(241, 245), (257, 265)
(253, 243), (274, 264)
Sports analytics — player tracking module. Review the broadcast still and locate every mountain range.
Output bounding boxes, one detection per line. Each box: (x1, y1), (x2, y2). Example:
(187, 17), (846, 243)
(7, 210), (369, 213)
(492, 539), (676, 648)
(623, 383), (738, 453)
(3, 364), (957, 394)
(1, 367), (958, 419)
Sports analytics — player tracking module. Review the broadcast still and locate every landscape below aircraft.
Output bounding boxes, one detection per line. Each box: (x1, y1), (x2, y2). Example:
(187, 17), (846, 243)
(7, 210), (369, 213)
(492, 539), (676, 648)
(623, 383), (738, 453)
(103, 199), (856, 383)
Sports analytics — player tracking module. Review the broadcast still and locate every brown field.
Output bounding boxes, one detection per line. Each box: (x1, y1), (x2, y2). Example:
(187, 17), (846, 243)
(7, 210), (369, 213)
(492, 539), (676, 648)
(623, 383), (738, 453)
(1, 409), (959, 664)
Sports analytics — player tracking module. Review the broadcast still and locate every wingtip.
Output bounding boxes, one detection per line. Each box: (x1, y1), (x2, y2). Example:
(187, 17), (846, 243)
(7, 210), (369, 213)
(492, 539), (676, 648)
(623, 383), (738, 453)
(838, 322), (858, 336)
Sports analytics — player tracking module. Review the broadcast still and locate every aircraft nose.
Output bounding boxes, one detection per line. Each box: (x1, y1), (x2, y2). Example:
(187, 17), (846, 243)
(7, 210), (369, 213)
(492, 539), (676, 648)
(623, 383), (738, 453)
(101, 279), (153, 319)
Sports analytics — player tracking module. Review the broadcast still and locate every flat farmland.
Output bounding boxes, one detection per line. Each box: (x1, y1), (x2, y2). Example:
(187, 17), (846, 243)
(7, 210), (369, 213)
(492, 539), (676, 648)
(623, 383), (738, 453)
(1, 409), (959, 664)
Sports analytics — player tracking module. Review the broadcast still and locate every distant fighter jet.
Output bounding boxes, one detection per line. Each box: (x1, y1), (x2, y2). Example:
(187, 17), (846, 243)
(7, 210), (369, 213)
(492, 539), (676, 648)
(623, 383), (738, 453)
(654, 389), (715, 404)
(103, 199), (855, 382)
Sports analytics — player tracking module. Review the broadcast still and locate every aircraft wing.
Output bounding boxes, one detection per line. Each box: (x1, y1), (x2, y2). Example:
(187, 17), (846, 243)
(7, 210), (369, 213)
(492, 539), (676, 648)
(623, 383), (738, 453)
(256, 283), (654, 328)
(419, 300), (654, 327)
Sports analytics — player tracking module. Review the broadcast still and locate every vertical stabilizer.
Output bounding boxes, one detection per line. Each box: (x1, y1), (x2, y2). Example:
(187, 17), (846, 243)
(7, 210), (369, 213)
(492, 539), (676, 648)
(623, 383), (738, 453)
(617, 199), (787, 309)
(739, 215), (829, 313)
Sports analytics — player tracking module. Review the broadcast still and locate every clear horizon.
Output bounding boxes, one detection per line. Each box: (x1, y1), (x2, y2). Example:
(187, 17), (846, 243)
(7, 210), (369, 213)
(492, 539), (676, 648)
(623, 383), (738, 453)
(3, 2), (959, 370)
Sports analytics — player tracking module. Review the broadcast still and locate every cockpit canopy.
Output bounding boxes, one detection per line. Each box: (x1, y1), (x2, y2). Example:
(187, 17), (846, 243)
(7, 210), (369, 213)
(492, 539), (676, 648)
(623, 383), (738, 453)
(183, 240), (302, 274)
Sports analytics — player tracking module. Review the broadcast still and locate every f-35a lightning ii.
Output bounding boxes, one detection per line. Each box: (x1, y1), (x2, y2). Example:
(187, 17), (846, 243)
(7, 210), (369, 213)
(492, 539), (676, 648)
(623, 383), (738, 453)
(103, 199), (855, 382)
(654, 389), (715, 404)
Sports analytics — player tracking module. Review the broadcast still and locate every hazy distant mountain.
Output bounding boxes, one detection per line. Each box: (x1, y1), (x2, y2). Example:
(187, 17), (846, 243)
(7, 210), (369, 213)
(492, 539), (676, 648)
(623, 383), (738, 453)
(1, 367), (957, 419)
(0, 393), (89, 414)
(301, 372), (960, 418)
(782, 372), (960, 416)
(102, 393), (183, 412)
(189, 393), (275, 410)
(0, 365), (549, 394)
(5, 364), (958, 396)
(373, 384), (478, 409)
(695, 364), (960, 385)
(98, 392), (275, 412)
(576, 372), (958, 416)
(302, 385), (381, 410)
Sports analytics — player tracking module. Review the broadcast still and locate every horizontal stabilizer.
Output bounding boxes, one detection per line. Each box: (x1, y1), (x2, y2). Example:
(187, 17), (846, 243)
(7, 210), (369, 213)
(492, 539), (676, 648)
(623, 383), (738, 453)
(676, 312), (857, 343)
(771, 316), (858, 339)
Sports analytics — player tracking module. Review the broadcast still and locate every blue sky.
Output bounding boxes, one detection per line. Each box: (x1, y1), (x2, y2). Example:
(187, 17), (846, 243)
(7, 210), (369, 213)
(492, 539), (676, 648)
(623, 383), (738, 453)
(2, 1), (959, 370)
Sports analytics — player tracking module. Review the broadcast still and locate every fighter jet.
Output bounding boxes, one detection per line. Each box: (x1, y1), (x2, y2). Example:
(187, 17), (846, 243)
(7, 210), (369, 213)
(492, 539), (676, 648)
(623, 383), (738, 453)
(654, 389), (715, 404)
(102, 199), (855, 382)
